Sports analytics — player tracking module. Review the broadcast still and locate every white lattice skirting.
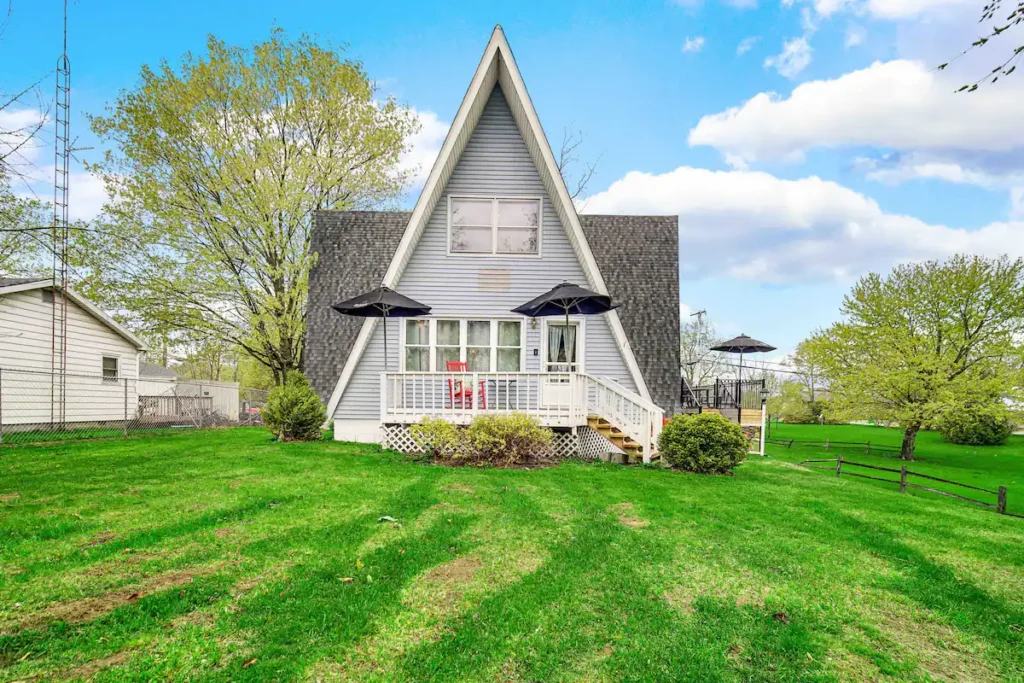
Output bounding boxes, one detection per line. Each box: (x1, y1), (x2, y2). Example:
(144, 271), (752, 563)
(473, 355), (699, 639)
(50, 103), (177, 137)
(380, 424), (622, 460)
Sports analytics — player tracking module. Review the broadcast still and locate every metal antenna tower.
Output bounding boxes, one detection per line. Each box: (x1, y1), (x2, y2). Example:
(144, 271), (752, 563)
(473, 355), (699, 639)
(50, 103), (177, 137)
(50, 0), (71, 423)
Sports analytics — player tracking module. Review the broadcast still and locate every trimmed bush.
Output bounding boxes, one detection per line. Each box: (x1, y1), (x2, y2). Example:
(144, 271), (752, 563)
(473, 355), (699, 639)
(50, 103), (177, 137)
(262, 372), (327, 441)
(466, 413), (554, 467)
(410, 417), (468, 460)
(658, 412), (748, 474)
(937, 401), (1016, 446)
(410, 413), (553, 467)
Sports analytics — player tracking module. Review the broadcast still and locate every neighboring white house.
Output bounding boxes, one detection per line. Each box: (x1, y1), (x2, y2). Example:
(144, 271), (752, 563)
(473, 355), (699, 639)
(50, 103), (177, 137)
(304, 27), (681, 461)
(0, 277), (147, 425)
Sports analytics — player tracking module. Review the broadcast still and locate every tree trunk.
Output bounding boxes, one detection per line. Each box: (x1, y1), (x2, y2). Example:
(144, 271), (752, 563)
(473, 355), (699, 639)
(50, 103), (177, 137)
(899, 423), (919, 460)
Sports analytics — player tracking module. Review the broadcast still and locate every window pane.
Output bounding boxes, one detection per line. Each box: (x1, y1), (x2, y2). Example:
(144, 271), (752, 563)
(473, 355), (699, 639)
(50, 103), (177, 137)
(451, 226), (492, 253)
(436, 346), (461, 370)
(497, 348), (521, 371)
(467, 346), (491, 371)
(406, 320), (429, 346)
(405, 347), (429, 371)
(451, 198), (492, 226)
(468, 320), (490, 346)
(496, 227), (538, 254)
(497, 200), (539, 227)
(437, 320), (459, 345)
(498, 321), (521, 347)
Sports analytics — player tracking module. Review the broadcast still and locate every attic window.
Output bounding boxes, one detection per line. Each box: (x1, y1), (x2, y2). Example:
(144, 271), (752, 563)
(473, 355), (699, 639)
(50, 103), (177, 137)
(41, 289), (53, 304)
(102, 356), (119, 382)
(449, 197), (540, 255)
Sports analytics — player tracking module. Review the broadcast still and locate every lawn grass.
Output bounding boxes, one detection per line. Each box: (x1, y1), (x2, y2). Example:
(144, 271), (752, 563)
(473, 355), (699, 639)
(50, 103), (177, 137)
(766, 423), (1024, 516)
(1, 428), (1022, 681)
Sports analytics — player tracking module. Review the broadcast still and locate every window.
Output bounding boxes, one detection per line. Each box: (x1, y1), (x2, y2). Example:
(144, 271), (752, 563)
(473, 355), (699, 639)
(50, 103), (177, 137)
(545, 323), (578, 372)
(497, 321), (522, 371)
(450, 198), (540, 255)
(102, 356), (119, 382)
(402, 319), (523, 372)
(436, 320), (460, 370)
(467, 321), (491, 371)
(404, 320), (430, 371)
(41, 289), (54, 304)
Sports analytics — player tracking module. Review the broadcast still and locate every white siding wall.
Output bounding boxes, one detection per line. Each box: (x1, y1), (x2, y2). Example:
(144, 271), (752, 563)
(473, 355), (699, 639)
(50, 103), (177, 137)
(0, 288), (140, 424)
(334, 86), (634, 421)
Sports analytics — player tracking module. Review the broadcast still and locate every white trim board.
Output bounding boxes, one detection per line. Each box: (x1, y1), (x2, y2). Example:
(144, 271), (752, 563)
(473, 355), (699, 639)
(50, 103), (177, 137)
(324, 26), (650, 419)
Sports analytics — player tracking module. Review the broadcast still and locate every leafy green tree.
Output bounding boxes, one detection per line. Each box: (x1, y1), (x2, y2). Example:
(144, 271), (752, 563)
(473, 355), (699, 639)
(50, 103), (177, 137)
(808, 255), (1024, 460)
(262, 371), (327, 441)
(788, 338), (825, 402)
(767, 381), (813, 424)
(83, 30), (419, 383)
(0, 174), (46, 276)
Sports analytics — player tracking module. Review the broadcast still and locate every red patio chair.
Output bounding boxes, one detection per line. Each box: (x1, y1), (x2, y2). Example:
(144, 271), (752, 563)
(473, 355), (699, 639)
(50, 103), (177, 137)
(446, 361), (486, 409)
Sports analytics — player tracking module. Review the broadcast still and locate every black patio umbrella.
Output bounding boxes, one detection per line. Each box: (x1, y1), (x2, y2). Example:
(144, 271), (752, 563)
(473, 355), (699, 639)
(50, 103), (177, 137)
(710, 334), (776, 382)
(332, 286), (431, 371)
(512, 282), (617, 369)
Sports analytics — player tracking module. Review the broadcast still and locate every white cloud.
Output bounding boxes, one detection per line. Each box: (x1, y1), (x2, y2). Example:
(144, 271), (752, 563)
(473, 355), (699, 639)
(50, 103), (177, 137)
(580, 166), (1024, 284)
(682, 36), (706, 53)
(0, 108), (48, 173)
(736, 36), (760, 55)
(689, 60), (1024, 165)
(764, 36), (813, 78)
(865, 0), (972, 19)
(399, 108), (447, 187)
(844, 23), (866, 48)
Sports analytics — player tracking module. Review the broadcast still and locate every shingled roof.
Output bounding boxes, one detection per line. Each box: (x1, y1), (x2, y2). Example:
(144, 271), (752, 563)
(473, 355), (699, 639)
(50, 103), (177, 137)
(306, 210), (681, 413)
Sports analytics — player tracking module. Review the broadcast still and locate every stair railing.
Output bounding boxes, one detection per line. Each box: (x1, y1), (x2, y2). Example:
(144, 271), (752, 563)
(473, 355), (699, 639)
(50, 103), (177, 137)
(583, 374), (664, 463)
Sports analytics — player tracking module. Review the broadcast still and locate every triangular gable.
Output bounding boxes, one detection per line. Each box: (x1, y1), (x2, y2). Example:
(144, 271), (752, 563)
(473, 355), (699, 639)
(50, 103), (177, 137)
(325, 26), (650, 417)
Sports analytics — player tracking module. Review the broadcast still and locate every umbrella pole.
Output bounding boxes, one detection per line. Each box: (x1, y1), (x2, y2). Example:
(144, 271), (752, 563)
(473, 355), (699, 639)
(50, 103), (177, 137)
(383, 314), (388, 374)
(565, 306), (570, 370)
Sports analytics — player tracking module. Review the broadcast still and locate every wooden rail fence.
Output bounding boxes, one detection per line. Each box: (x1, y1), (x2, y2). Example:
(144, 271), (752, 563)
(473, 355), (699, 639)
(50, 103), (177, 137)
(799, 454), (1018, 518)
(769, 437), (901, 456)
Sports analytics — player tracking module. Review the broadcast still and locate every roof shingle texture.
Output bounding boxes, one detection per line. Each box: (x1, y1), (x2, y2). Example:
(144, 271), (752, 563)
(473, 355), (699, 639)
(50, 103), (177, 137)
(306, 211), (681, 413)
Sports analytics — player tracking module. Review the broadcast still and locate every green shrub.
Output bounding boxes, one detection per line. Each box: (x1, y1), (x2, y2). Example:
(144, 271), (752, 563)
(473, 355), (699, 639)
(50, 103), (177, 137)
(466, 413), (554, 467)
(410, 413), (554, 466)
(658, 412), (748, 474)
(410, 416), (468, 459)
(937, 401), (1016, 446)
(262, 372), (327, 441)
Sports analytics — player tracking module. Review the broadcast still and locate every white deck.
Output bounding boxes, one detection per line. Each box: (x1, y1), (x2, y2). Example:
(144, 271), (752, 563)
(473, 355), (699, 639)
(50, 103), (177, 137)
(380, 371), (663, 460)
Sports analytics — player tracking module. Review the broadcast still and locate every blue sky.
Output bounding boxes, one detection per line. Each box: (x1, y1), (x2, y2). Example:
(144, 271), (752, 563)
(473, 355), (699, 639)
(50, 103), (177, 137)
(3, 0), (1023, 360)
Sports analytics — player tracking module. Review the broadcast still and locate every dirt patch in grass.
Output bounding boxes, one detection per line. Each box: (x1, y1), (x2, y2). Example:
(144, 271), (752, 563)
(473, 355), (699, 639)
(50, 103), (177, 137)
(0, 492), (20, 503)
(608, 502), (649, 529)
(63, 650), (131, 678)
(86, 530), (116, 547)
(874, 606), (996, 682)
(13, 568), (214, 633)
(440, 483), (476, 494)
(422, 555), (482, 589)
(214, 527), (233, 538)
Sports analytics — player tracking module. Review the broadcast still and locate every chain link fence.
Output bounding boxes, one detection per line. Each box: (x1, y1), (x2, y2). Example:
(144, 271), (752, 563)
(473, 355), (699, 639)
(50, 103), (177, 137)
(0, 367), (269, 446)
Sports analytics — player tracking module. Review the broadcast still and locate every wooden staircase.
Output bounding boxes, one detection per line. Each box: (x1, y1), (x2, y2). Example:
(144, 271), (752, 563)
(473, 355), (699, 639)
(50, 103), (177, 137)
(587, 416), (645, 462)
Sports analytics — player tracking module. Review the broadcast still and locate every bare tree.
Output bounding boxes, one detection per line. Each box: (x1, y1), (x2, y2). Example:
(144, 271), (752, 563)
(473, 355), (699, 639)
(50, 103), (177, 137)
(681, 316), (727, 387)
(556, 128), (600, 201)
(0, 3), (49, 181)
(939, 0), (1023, 90)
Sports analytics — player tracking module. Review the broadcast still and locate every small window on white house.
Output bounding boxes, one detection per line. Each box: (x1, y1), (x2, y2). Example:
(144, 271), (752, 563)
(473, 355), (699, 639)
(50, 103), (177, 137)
(450, 198), (540, 255)
(467, 321), (491, 371)
(497, 321), (522, 371)
(102, 356), (119, 381)
(41, 289), (53, 304)
(436, 320), (460, 370)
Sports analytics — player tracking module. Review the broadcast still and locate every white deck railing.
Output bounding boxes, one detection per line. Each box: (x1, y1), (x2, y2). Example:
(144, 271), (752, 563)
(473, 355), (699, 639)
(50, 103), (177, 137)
(380, 371), (664, 462)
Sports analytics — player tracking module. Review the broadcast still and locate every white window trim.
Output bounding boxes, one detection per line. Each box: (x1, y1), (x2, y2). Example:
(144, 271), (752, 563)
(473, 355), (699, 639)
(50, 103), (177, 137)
(101, 355), (120, 382)
(446, 195), (543, 258)
(399, 317), (527, 372)
(540, 318), (586, 374)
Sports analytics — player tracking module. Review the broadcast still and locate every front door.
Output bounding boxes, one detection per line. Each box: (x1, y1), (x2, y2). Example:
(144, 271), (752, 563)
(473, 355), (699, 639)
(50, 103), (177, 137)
(543, 322), (579, 407)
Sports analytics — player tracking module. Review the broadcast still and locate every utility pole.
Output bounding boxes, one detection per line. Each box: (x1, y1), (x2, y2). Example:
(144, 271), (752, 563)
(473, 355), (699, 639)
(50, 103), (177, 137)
(689, 309), (707, 384)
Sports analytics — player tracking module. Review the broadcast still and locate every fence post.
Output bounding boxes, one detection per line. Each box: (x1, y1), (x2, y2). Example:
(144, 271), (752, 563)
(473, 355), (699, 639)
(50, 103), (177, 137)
(835, 453), (843, 478)
(123, 378), (128, 437)
(825, 438), (830, 451)
(866, 441), (871, 456)
(997, 486), (1007, 515)
(899, 464), (907, 494)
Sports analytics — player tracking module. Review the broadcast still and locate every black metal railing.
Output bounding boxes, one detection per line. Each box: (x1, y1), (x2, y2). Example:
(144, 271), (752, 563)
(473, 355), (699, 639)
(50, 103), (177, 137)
(679, 377), (765, 423)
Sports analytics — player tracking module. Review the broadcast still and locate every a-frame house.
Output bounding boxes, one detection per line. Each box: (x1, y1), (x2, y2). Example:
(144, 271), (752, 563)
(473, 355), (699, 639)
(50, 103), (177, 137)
(306, 26), (681, 461)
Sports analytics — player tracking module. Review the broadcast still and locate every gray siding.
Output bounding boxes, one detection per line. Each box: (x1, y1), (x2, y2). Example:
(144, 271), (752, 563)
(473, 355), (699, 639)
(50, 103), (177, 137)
(334, 85), (635, 420)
